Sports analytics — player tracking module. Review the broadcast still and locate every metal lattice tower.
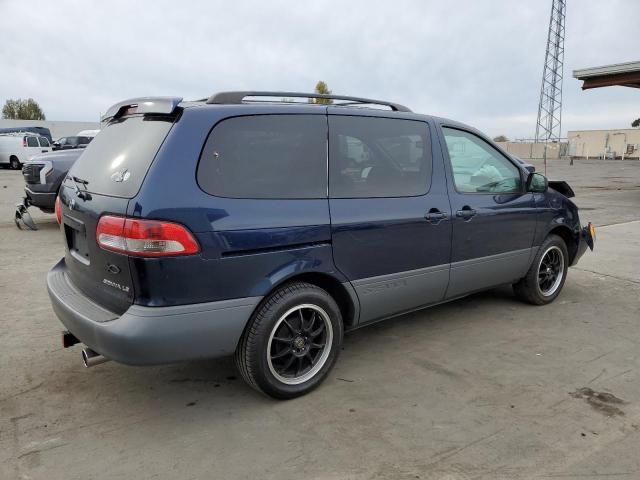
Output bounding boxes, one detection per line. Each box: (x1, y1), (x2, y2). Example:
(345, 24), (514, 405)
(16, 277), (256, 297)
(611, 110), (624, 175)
(535, 0), (566, 169)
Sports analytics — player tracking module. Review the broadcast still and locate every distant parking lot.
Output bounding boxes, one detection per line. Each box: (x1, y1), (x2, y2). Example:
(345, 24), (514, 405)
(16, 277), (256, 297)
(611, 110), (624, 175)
(1, 159), (639, 479)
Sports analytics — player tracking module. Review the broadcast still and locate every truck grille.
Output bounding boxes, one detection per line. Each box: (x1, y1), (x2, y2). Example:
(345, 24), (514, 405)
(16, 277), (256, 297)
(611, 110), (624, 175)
(22, 164), (44, 184)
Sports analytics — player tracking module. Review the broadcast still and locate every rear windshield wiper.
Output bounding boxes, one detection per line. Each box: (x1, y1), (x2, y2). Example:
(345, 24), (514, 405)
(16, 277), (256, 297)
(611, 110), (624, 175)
(68, 175), (92, 200)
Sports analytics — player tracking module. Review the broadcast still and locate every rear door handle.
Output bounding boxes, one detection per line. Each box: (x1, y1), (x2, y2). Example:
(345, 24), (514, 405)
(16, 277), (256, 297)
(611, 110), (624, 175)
(456, 207), (477, 220)
(425, 209), (447, 223)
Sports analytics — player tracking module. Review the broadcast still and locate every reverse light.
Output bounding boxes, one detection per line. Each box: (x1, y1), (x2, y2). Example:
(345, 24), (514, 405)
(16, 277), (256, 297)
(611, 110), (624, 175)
(96, 215), (199, 257)
(55, 196), (62, 224)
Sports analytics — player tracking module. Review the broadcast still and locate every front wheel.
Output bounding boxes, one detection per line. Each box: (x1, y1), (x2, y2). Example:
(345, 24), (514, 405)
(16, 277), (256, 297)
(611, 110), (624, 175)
(235, 282), (343, 399)
(513, 234), (569, 305)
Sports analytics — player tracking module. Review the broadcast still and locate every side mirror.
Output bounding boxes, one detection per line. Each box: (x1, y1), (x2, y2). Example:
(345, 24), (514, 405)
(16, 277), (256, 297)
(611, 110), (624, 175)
(526, 172), (548, 193)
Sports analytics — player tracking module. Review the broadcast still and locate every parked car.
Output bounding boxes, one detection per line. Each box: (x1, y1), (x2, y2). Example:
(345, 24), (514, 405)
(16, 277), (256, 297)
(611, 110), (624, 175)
(52, 136), (93, 151)
(47, 92), (595, 399)
(21, 149), (84, 212)
(0, 126), (52, 142)
(0, 132), (51, 169)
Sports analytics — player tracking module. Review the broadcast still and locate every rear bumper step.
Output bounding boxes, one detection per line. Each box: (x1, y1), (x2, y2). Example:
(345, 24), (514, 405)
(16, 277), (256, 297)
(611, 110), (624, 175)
(47, 258), (262, 365)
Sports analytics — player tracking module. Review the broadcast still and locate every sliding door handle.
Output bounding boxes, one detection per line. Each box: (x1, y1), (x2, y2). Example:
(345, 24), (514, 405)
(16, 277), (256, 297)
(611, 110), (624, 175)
(425, 209), (447, 224)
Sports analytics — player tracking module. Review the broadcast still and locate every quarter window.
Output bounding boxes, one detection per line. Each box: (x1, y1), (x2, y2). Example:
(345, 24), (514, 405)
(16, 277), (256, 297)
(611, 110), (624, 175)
(197, 115), (327, 199)
(329, 116), (431, 198)
(26, 136), (38, 147)
(442, 128), (522, 193)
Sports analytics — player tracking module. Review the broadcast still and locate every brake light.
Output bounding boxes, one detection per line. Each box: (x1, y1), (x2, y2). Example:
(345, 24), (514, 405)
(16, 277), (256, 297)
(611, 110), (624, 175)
(55, 196), (62, 224)
(23, 138), (27, 147)
(96, 215), (199, 257)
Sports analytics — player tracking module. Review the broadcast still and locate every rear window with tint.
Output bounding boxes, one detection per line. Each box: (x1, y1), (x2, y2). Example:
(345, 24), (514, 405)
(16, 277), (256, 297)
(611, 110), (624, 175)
(329, 116), (432, 198)
(197, 115), (327, 199)
(65, 116), (173, 198)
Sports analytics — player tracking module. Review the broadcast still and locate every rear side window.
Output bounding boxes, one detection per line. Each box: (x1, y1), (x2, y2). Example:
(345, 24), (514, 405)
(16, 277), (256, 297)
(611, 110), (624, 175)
(329, 116), (431, 198)
(66, 116), (173, 198)
(198, 115), (327, 199)
(26, 136), (38, 147)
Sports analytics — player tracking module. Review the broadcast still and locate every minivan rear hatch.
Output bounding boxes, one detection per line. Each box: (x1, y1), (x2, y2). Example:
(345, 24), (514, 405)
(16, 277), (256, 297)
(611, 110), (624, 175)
(60, 104), (179, 314)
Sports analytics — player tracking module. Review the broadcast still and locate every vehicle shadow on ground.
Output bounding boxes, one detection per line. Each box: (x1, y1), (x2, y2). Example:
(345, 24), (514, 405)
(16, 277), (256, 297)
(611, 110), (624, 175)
(47, 286), (522, 408)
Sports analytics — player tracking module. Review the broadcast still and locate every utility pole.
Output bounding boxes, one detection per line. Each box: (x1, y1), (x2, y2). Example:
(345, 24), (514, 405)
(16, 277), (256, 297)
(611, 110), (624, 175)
(534, 0), (566, 175)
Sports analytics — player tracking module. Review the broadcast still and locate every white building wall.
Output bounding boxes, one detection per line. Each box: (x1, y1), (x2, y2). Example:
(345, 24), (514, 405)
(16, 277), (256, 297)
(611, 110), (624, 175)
(495, 142), (562, 160)
(568, 129), (640, 159)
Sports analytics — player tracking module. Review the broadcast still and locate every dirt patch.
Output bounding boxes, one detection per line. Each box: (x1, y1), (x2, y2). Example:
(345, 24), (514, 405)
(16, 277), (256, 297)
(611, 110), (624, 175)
(570, 387), (626, 416)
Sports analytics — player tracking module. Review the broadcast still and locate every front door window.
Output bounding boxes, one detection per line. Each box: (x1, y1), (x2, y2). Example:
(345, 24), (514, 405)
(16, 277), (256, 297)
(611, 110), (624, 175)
(442, 128), (521, 194)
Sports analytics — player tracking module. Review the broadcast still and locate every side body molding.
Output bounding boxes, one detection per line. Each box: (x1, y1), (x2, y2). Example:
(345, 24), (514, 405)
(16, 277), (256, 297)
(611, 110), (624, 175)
(352, 264), (450, 324)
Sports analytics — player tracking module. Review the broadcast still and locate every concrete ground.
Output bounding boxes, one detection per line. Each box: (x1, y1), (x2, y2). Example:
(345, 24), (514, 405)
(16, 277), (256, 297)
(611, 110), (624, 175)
(1, 159), (639, 480)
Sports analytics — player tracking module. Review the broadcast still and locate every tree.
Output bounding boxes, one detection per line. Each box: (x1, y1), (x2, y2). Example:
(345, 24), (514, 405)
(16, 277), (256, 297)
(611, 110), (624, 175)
(2, 98), (46, 120)
(493, 135), (509, 142)
(312, 81), (332, 104)
(632, 118), (640, 128)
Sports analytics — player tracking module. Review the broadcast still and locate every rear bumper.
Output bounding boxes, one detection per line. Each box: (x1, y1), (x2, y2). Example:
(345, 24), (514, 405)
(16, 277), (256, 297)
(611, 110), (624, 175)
(47, 258), (261, 365)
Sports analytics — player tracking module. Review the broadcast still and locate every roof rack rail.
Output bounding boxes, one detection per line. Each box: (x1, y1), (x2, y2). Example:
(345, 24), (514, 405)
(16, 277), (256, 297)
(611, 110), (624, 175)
(206, 91), (412, 112)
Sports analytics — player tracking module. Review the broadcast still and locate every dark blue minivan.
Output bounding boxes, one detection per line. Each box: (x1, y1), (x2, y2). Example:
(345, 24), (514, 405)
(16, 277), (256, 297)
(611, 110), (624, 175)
(47, 92), (594, 398)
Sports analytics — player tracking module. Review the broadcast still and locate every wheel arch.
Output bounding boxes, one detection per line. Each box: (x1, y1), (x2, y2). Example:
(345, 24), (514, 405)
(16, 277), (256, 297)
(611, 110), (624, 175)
(264, 271), (360, 329)
(547, 224), (578, 264)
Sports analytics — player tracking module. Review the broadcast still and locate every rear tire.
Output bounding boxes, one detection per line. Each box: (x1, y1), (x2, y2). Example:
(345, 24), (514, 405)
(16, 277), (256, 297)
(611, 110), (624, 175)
(235, 282), (343, 399)
(10, 156), (21, 170)
(513, 234), (568, 305)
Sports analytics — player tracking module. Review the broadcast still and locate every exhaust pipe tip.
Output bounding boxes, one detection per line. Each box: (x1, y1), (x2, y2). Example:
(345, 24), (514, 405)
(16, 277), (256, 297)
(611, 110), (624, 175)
(81, 347), (109, 368)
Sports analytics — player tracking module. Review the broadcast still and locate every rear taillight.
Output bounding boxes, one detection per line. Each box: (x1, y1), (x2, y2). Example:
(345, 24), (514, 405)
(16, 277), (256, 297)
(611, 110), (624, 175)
(23, 138), (27, 147)
(96, 215), (199, 257)
(55, 196), (62, 224)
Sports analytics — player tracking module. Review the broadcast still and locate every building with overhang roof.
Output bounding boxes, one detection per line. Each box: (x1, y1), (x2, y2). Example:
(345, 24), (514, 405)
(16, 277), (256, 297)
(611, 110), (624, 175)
(573, 61), (640, 90)
(568, 61), (640, 159)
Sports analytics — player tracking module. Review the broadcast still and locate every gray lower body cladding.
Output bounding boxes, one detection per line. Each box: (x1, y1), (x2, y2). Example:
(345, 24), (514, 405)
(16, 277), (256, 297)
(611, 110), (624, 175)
(47, 259), (262, 365)
(352, 264), (449, 324)
(447, 248), (533, 298)
(47, 247), (551, 365)
(352, 248), (535, 324)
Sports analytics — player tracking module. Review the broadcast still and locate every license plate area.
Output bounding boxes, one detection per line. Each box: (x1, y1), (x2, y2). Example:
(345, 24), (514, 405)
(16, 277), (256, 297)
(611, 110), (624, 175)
(64, 215), (91, 265)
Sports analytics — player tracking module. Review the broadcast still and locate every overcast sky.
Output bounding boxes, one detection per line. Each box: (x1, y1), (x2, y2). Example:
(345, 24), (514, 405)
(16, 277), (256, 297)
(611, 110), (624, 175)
(1, 0), (638, 139)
